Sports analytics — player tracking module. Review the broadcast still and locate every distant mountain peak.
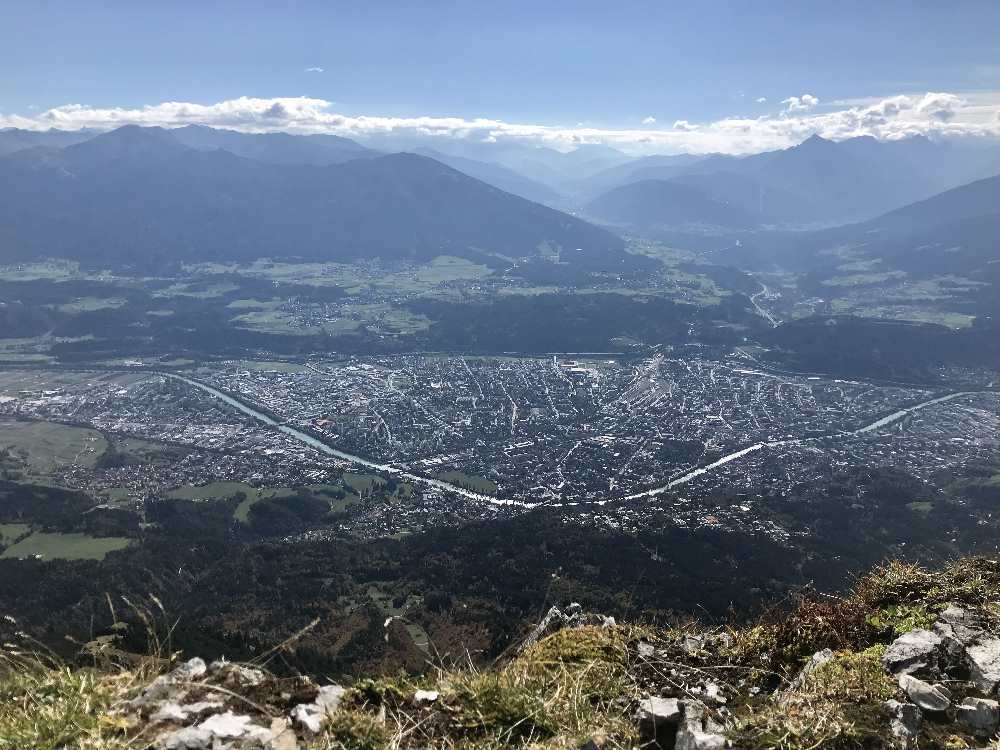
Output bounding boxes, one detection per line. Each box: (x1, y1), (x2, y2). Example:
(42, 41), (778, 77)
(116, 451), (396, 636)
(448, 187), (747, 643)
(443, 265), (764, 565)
(80, 124), (184, 149)
(798, 133), (835, 149)
(62, 125), (189, 165)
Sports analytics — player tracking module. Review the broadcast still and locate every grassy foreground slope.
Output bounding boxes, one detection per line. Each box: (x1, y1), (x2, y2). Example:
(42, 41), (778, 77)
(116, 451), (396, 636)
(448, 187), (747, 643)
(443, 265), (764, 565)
(4, 556), (1000, 749)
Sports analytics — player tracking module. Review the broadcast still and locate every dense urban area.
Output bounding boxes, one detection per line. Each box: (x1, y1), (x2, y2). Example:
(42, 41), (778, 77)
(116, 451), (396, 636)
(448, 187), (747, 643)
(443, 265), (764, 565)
(2, 355), (998, 544)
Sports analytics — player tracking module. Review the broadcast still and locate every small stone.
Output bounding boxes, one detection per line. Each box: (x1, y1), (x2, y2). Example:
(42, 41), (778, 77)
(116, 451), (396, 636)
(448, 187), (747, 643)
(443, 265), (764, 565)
(675, 727), (727, 750)
(413, 688), (439, 705)
(637, 641), (655, 658)
(703, 682), (725, 705)
(315, 685), (346, 712)
(784, 648), (833, 696)
(933, 605), (984, 645)
(520, 606), (570, 651)
(149, 700), (224, 724)
(966, 640), (1000, 694)
(675, 700), (727, 750)
(635, 696), (682, 747)
(883, 630), (943, 676)
(885, 699), (921, 749)
(682, 634), (705, 656)
(130, 658), (208, 711)
(291, 684), (345, 734)
(897, 674), (951, 712)
(268, 717), (297, 750)
(291, 703), (325, 735)
(957, 697), (1000, 738)
(208, 660), (266, 689)
(173, 658), (208, 681)
(157, 711), (272, 750)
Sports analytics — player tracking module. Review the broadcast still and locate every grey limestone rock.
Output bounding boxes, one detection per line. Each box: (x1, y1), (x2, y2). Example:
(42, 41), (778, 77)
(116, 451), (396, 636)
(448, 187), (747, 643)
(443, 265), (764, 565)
(897, 674), (951, 712)
(957, 696), (1000, 738)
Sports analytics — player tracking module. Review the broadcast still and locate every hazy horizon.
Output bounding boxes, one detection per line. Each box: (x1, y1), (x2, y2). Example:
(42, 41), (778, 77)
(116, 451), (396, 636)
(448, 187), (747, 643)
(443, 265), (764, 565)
(3, 1), (1000, 155)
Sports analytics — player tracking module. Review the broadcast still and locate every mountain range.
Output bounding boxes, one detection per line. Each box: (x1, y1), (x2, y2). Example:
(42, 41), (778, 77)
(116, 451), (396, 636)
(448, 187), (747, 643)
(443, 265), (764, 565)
(0, 126), (625, 270)
(3, 124), (999, 277)
(720, 170), (1000, 323)
(580, 134), (1000, 228)
(584, 178), (754, 230)
(0, 127), (98, 156)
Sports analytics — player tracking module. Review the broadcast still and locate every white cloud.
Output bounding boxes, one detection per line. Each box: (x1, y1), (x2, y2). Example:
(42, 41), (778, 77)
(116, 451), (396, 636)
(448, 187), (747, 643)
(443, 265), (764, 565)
(2, 90), (999, 156)
(755, 97), (767, 104)
(916, 91), (963, 122)
(304, 66), (324, 73)
(641, 115), (656, 125)
(781, 94), (819, 112)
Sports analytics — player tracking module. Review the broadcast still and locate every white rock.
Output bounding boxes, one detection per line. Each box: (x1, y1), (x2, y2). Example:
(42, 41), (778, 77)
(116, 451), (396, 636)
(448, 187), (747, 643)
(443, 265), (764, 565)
(635, 696), (682, 746)
(967, 640), (1000, 694)
(290, 685), (345, 734)
(676, 700), (727, 750)
(682, 634), (705, 655)
(703, 682), (726, 705)
(268, 718), (297, 750)
(933, 605), (982, 644)
(636, 696), (682, 723)
(885, 699), (921, 749)
(883, 630), (943, 676)
(168, 658), (207, 681)
(291, 703), (325, 735)
(130, 658), (207, 710)
(897, 674), (951, 712)
(149, 700), (223, 724)
(784, 648), (833, 696)
(675, 727), (727, 750)
(208, 660), (266, 689)
(315, 685), (346, 712)
(413, 689), (439, 705)
(157, 711), (272, 750)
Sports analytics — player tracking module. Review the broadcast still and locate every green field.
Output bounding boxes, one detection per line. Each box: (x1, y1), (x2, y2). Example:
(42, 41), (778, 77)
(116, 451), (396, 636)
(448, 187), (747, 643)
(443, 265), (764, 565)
(822, 271), (908, 287)
(230, 309), (332, 335)
(0, 261), (85, 282)
(0, 532), (130, 561)
(164, 480), (359, 522)
(56, 296), (127, 313)
(342, 472), (386, 495)
(111, 437), (190, 465)
(0, 523), (31, 546)
(185, 255), (492, 298)
(408, 255), (492, 285)
(0, 420), (108, 479)
(154, 281), (240, 299)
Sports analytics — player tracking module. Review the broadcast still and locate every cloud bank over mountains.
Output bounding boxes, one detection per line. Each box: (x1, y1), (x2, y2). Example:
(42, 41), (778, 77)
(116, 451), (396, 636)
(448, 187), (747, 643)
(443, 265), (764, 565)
(2, 90), (998, 155)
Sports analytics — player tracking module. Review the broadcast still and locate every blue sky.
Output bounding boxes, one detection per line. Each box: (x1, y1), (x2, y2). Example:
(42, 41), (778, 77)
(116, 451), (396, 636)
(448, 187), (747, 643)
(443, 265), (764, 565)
(4, 1), (1000, 153)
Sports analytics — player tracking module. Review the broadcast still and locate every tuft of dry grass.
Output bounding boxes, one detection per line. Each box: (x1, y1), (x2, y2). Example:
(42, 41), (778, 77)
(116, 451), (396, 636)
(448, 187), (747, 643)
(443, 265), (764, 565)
(0, 664), (135, 750)
(0, 597), (183, 750)
(7, 556), (1000, 749)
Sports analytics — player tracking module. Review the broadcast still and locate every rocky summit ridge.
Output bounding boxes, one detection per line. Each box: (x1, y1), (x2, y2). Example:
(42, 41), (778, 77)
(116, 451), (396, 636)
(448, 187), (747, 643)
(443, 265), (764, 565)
(6, 557), (1000, 748)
